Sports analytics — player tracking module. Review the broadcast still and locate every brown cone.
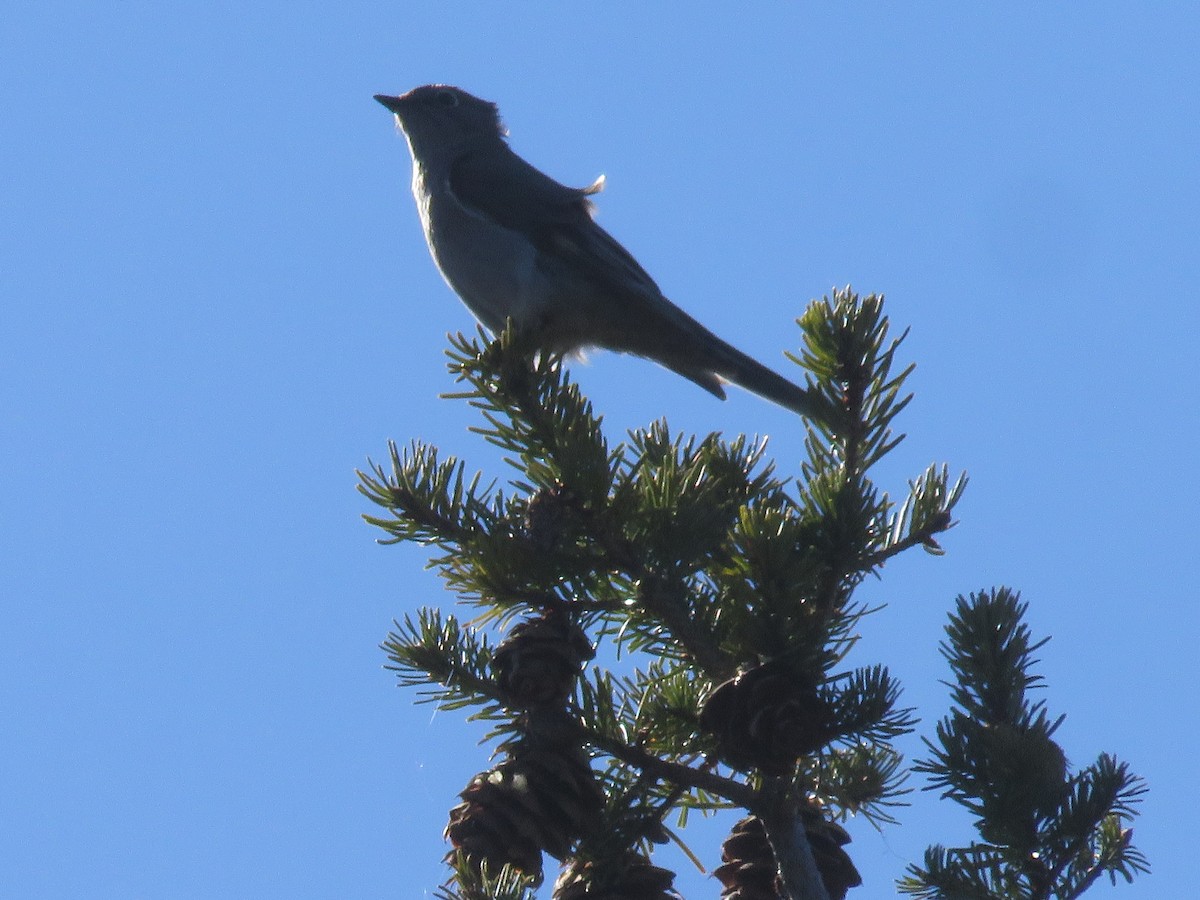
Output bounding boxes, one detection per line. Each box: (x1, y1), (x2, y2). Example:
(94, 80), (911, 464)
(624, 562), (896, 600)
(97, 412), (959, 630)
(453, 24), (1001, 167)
(445, 740), (604, 882)
(700, 660), (835, 775)
(553, 852), (682, 900)
(492, 608), (595, 707)
(715, 813), (862, 900)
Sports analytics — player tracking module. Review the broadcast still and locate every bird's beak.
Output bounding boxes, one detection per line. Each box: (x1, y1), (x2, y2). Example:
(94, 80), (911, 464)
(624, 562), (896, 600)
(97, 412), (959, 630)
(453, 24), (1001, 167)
(374, 94), (407, 115)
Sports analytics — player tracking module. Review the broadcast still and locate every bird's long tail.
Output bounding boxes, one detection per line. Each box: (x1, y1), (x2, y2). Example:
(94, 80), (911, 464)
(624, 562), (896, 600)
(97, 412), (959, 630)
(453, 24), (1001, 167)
(631, 301), (824, 421)
(683, 334), (822, 421)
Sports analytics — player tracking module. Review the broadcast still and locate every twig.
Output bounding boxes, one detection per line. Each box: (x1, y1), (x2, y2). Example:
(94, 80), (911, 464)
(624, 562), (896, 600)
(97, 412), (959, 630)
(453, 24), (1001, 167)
(585, 729), (757, 810)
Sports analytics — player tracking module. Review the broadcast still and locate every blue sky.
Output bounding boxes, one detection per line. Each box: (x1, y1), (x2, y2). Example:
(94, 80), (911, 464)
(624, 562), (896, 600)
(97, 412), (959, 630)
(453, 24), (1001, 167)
(3, 4), (1196, 897)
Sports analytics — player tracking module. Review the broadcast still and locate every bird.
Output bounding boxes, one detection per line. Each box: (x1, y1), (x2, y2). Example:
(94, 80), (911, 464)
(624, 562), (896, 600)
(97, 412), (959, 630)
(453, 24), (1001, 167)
(373, 84), (821, 420)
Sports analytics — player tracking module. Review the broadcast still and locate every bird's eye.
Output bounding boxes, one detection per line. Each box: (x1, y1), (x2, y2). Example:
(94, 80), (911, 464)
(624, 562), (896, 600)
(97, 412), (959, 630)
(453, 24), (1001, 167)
(435, 90), (459, 107)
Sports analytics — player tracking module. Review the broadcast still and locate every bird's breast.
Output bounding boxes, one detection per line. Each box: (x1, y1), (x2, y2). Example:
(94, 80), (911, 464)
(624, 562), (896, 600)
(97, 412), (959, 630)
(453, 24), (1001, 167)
(411, 172), (544, 333)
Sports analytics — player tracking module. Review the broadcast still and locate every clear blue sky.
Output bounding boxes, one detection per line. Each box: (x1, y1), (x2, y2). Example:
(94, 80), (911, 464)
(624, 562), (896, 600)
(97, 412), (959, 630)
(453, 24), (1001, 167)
(3, 4), (1195, 898)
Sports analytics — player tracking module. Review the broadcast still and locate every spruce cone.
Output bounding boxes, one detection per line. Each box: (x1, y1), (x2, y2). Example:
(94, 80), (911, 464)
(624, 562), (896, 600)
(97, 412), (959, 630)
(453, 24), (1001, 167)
(714, 817), (784, 899)
(553, 852), (682, 900)
(445, 739), (604, 882)
(524, 484), (580, 552)
(715, 814), (861, 900)
(972, 721), (1068, 847)
(799, 806), (861, 900)
(700, 660), (835, 775)
(492, 609), (595, 707)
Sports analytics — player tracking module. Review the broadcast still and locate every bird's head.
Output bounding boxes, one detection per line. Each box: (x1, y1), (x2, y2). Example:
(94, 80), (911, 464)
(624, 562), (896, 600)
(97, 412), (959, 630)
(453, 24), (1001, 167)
(374, 85), (505, 158)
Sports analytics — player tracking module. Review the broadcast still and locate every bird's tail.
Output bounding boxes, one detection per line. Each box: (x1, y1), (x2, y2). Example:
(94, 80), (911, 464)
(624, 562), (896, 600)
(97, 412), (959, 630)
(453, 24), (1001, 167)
(587, 284), (823, 421)
(638, 306), (822, 421)
(686, 336), (822, 421)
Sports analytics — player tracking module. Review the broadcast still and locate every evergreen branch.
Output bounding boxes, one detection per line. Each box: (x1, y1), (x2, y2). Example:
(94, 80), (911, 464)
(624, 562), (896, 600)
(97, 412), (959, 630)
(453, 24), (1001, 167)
(864, 526), (943, 567)
(570, 763), (689, 865)
(825, 664), (917, 745)
(714, 499), (870, 665)
(618, 423), (782, 575)
(1049, 755), (1149, 896)
(584, 726), (758, 810)
(580, 662), (706, 757)
(364, 293), (1146, 898)
(576, 668), (637, 747)
(906, 591), (1148, 897)
(588, 721), (851, 900)
(794, 288), (913, 480)
(939, 588), (1053, 725)
(579, 510), (733, 674)
(1067, 815), (1148, 895)
(898, 844), (1011, 898)
(436, 853), (539, 900)
(357, 439), (494, 546)
(381, 609), (507, 717)
(869, 464), (968, 565)
(632, 573), (732, 676)
(808, 742), (910, 827)
(445, 329), (615, 507)
(627, 661), (711, 756)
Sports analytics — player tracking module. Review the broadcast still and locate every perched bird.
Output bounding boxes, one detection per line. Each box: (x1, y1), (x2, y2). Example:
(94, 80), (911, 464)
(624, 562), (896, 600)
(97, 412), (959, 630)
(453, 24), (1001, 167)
(374, 85), (820, 419)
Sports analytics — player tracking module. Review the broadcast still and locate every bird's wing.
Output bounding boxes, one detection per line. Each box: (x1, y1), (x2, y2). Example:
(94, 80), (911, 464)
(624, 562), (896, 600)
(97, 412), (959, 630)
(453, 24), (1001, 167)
(449, 146), (662, 297)
(449, 144), (817, 415)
